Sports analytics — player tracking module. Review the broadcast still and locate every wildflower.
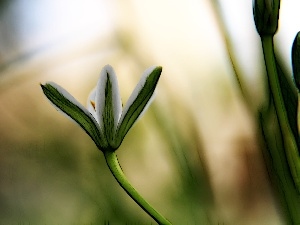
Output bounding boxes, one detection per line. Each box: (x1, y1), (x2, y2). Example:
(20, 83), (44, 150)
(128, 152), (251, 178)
(41, 65), (162, 152)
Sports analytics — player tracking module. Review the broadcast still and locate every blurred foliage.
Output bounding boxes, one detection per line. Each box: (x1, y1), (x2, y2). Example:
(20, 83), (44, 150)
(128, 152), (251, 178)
(213, 0), (300, 223)
(211, 0), (300, 224)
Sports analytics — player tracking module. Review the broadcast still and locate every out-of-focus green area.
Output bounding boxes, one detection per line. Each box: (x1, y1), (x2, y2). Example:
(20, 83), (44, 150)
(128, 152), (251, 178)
(1, 0), (298, 224)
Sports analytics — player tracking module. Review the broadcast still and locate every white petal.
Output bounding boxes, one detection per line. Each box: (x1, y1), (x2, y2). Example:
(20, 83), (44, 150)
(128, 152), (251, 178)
(46, 82), (93, 119)
(41, 82), (108, 149)
(120, 65), (157, 123)
(113, 66), (161, 148)
(87, 87), (97, 122)
(95, 65), (122, 130)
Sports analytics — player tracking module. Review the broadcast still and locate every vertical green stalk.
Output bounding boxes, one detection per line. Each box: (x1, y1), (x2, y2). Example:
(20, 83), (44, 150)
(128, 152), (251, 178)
(260, 35), (300, 224)
(104, 151), (172, 225)
(261, 36), (300, 189)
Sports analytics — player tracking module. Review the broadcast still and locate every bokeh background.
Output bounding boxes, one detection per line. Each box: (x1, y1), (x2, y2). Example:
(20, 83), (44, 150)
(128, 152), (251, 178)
(1, 0), (300, 224)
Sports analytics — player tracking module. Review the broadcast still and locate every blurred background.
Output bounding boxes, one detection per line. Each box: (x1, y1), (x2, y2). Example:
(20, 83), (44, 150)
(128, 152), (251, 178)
(0, 0), (300, 224)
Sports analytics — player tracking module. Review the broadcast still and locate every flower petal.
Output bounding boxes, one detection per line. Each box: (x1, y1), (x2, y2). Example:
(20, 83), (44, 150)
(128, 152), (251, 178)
(87, 87), (97, 121)
(41, 82), (108, 150)
(95, 65), (122, 147)
(114, 66), (162, 148)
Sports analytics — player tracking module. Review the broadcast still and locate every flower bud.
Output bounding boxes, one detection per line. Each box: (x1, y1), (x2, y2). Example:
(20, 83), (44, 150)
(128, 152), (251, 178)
(253, 0), (280, 36)
(292, 31), (300, 91)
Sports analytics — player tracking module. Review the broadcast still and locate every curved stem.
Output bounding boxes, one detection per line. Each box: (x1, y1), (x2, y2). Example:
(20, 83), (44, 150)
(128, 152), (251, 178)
(104, 151), (172, 225)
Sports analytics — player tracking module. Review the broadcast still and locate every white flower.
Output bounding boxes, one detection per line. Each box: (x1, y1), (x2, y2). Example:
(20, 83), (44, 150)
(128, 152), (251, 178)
(41, 65), (162, 152)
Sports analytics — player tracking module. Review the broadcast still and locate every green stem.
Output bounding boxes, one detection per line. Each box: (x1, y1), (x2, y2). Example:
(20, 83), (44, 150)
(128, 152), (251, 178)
(261, 36), (300, 189)
(261, 35), (300, 223)
(104, 151), (172, 225)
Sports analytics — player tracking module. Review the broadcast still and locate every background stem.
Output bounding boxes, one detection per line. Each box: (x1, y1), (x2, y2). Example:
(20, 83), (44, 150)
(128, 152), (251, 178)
(261, 36), (300, 189)
(261, 35), (300, 224)
(104, 151), (172, 225)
